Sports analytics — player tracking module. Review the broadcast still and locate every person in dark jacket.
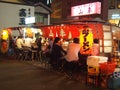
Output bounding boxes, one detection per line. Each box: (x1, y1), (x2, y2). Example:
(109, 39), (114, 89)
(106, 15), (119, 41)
(36, 37), (42, 52)
(50, 37), (66, 70)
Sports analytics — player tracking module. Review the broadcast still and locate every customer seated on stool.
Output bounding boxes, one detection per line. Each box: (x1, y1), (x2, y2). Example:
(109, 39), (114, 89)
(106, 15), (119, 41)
(16, 36), (24, 50)
(64, 38), (80, 77)
(24, 36), (34, 49)
(91, 38), (100, 56)
(50, 37), (66, 70)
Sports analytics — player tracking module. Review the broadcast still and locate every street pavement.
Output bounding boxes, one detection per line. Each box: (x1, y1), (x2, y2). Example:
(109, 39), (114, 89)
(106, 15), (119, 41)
(0, 55), (106, 90)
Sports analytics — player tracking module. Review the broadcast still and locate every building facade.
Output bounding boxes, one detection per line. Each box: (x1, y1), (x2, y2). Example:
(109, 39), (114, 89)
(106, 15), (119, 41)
(0, 1), (35, 29)
(0, 0), (52, 30)
(51, 0), (109, 23)
(108, 0), (120, 26)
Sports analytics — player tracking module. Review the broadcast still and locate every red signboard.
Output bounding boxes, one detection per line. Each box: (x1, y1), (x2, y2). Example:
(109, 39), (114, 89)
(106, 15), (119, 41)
(71, 2), (101, 16)
(42, 24), (103, 39)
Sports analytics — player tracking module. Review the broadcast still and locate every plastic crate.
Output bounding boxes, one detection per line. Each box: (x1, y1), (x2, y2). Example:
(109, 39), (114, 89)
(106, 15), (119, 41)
(87, 56), (108, 67)
(107, 77), (120, 89)
(99, 62), (117, 75)
(87, 65), (100, 86)
(88, 65), (99, 74)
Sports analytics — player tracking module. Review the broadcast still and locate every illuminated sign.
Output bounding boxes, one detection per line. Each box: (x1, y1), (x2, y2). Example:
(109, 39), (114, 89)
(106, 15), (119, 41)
(25, 17), (35, 24)
(111, 14), (120, 19)
(71, 2), (101, 16)
(80, 26), (93, 54)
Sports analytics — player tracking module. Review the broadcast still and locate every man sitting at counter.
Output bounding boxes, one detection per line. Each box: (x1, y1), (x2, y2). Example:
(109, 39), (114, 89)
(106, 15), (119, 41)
(64, 38), (80, 77)
(24, 36), (35, 48)
(16, 36), (24, 49)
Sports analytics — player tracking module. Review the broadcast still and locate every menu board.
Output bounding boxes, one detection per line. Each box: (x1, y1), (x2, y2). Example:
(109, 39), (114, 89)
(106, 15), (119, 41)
(102, 24), (113, 53)
(104, 40), (112, 46)
(104, 32), (112, 39)
(102, 25), (110, 31)
(100, 39), (102, 46)
(104, 47), (112, 53)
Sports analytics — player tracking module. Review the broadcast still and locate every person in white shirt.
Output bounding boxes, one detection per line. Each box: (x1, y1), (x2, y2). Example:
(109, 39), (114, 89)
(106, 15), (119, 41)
(65, 38), (80, 62)
(91, 38), (100, 56)
(24, 36), (34, 48)
(64, 38), (80, 77)
(16, 36), (24, 49)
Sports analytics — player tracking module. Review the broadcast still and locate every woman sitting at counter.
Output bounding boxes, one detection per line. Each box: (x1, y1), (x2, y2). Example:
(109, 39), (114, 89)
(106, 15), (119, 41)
(50, 37), (66, 70)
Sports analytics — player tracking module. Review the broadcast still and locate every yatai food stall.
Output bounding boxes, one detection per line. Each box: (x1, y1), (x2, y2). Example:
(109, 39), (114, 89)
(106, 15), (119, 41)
(0, 27), (43, 54)
(0, 1), (119, 88)
(41, 22), (120, 88)
(0, 22), (115, 56)
(41, 22), (110, 55)
(1, 21), (120, 89)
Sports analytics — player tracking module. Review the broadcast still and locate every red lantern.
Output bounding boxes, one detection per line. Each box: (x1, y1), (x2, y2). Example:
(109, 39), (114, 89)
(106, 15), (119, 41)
(2, 41), (7, 50)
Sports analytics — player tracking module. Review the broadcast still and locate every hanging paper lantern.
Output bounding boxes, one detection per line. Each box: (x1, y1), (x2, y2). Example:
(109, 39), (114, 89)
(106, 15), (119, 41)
(49, 29), (54, 37)
(60, 28), (66, 38)
(1, 30), (9, 40)
(2, 41), (7, 49)
(80, 26), (93, 54)
(56, 32), (58, 37)
(26, 28), (33, 37)
(68, 31), (72, 39)
(1, 39), (9, 53)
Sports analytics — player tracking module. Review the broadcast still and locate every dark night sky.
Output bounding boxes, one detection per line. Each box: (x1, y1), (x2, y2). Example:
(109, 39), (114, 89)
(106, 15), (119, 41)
(22, 0), (52, 7)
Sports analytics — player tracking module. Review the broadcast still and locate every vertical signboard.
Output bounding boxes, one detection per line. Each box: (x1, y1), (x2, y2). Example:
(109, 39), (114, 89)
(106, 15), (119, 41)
(80, 26), (93, 54)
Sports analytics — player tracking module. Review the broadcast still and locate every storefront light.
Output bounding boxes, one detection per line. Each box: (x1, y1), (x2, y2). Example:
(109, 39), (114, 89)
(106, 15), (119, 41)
(25, 17), (35, 24)
(31, 28), (35, 33)
(3, 31), (7, 35)
(112, 14), (119, 17)
(112, 14), (120, 19)
(112, 30), (115, 32)
(61, 24), (64, 26)
(71, 2), (101, 16)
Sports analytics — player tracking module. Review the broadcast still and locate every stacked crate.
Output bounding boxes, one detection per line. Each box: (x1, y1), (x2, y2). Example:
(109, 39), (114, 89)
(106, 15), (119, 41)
(87, 56), (108, 86)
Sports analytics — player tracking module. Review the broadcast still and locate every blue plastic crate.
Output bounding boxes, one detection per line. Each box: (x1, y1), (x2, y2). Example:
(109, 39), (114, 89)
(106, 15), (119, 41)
(107, 77), (120, 89)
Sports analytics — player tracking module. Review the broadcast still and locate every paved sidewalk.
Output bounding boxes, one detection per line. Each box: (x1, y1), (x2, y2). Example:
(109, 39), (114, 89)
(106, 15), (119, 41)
(0, 55), (106, 90)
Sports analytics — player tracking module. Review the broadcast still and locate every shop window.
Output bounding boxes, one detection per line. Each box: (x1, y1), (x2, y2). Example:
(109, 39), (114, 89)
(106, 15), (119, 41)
(35, 14), (48, 25)
(102, 25), (113, 53)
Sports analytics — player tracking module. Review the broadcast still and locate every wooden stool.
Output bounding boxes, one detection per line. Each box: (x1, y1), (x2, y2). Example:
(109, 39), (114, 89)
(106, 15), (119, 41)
(31, 50), (39, 61)
(15, 48), (23, 60)
(22, 49), (30, 60)
(87, 65), (100, 86)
